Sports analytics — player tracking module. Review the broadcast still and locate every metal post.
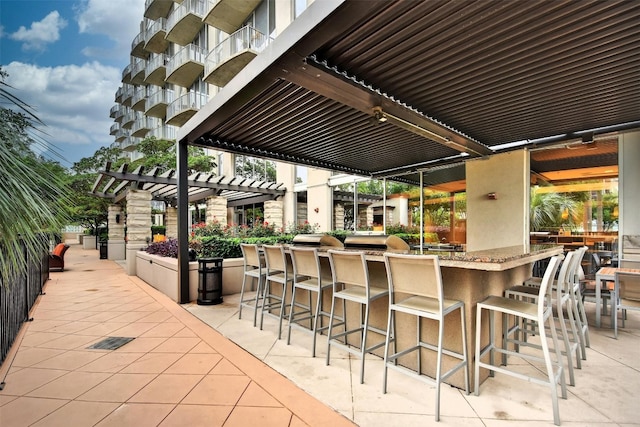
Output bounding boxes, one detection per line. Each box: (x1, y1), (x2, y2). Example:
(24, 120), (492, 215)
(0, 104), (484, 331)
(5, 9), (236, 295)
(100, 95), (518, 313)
(177, 138), (190, 304)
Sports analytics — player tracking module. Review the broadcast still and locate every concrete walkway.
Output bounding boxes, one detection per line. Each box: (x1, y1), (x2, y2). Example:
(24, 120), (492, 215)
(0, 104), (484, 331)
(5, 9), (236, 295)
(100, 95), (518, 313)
(0, 244), (354, 427)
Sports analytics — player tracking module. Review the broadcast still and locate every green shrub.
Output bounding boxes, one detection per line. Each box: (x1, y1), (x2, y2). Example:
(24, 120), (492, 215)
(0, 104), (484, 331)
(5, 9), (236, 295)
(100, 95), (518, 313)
(151, 225), (166, 236)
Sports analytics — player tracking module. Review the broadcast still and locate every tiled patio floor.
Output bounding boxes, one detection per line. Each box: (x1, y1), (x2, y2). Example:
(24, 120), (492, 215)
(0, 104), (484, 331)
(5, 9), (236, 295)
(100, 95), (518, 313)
(0, 245), (352, 427)
(2, 244), (639, 426)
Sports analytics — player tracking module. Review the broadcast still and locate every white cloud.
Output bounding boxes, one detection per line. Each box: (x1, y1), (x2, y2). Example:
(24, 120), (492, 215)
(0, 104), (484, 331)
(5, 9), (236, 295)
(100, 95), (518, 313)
(75, 0), (145, 60)
(10, 11), (67, 51)
(4, 61), (121, 165)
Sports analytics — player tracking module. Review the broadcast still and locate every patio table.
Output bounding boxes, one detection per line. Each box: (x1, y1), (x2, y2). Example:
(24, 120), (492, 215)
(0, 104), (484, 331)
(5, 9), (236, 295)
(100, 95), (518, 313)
(595, 266), (640, 327)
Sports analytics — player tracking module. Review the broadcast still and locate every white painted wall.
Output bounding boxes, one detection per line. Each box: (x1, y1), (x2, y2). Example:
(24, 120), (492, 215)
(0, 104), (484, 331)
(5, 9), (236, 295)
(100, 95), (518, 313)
(619, 131), (640, 238)
(466, 150), (530, 251)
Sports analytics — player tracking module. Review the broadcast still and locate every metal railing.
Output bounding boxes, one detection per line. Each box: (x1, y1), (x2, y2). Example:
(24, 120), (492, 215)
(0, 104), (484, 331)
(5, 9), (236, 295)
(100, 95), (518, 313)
(205, 26), (271, 78)
(1, 237), (49, 365)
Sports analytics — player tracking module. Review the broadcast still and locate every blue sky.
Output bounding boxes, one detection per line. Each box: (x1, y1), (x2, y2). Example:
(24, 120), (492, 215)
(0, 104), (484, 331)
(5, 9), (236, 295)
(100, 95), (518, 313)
(1, 0), (145, 168)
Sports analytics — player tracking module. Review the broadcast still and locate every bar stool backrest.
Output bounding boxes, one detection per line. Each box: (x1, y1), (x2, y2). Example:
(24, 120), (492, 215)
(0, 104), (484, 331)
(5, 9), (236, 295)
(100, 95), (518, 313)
(263, 244), (287, 272)
(240, 243), (262, 270)
(539, 255), (564, 318)
(384, 254), (443, 305)
(290, 247), (321, 279)
(554, 250), (575, 297)
(327, 250), (369, 290)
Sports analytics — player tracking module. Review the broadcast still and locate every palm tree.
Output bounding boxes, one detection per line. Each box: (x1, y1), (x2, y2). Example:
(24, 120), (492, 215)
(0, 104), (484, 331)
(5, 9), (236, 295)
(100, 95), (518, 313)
(0, 67), (70, 284)
(530, 190), (578, 231)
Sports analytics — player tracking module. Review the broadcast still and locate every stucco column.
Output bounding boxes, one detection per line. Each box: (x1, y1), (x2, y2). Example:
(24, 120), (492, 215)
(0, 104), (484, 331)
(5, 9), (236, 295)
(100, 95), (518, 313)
(107, 204), (125, 260)
(306, 168), (332, 232)
(619, 131), (640, 240)
(165, 206), (178, 239)
(276, 162), (296, 228)
(264, 199), (284, 230)
(205, 196), (228, 224)
(125, 189), (152, 275)
(466, 150), (530, 251)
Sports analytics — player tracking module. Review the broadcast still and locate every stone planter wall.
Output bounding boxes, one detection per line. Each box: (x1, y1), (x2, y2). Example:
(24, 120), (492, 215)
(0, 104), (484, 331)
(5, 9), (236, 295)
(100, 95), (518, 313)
(135, 251), (245, 303)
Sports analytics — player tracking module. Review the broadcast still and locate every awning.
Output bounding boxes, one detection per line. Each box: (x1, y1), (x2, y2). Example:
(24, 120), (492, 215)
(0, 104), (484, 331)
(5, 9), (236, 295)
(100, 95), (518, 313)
(179, 0), (639, 187)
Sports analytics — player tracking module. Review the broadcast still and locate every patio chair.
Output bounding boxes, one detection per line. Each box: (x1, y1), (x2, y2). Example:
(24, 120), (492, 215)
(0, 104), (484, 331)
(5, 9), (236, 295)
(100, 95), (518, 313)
(475, 254), (567, 426)
(613, 271), (640, 338)
(49, 243), (70, 272)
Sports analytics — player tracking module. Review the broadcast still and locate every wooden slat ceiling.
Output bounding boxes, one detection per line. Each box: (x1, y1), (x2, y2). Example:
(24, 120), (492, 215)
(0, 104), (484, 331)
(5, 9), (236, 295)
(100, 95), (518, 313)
(185, 0), (639, 188)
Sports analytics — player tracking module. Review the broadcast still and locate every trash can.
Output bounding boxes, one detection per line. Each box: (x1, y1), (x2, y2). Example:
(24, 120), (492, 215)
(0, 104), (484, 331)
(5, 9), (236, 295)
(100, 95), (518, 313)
(197, 257), (223, 305)
(99, 240), (108, 259)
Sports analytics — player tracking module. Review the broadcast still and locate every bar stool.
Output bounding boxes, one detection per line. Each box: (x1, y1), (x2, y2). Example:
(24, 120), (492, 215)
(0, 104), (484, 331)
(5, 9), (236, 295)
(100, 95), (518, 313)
(326, 249), (389, 384)
(238, 243), (267, 327)
(382, 253), (469, 422)
(287, 247), (333, 356)
(475, 255), (567, 426)
(261, 244), (293, 339)
(504, 250), (581, 386)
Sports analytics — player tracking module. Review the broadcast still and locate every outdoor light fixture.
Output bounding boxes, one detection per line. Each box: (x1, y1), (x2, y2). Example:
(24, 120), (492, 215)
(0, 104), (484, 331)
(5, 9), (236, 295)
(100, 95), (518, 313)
(372, 106), (387, 123)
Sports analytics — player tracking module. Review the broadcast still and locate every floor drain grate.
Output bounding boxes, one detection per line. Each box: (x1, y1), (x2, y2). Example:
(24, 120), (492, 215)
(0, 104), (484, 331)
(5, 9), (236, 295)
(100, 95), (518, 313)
(88, 337), (135, 350)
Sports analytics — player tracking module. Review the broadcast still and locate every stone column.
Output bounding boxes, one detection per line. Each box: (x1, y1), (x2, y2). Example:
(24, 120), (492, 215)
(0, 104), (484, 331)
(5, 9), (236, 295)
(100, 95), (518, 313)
(264, 199), (284, 230)
(165, 206), (178, 239)
(107, 204), (125, 260)
(366, 206), (374, 228)
(205, 196), (227, 224)
(125, 189), (152, 275)
(334, 203), (344, 230)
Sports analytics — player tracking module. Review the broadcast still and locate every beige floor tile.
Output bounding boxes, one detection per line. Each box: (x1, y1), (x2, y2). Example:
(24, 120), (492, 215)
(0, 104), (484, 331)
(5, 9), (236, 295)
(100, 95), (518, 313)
(77, 351), (145, 373)
(209, 358), (246, 375)
(164, 352), (222, 374)
(290, 415), (310, 427)
(82, 311), (126, 322)
(158, 404), (234, 426)
(94, 403), (176, 427)
(74, 321), (130, 336)
(11, 347), (66, 367)
(26, 371), (111, 399)
(35, 333), (102, 350)
(128, 373), (203, 404)
(24, 319), (71, 332)
(172, 327), (198, 337)
(0, 394), (18, 407)
(182, 374), (250, 405)
(0, 367), (68, 396)
(137, 311), (173, 323)
(30, 400), (119, 427)
(108, 311), (156, 323)
(113, 337), (166, 353)
(224, 406), (293, 427)
(237, 382), (283, 407)
(119, 352), (183, 374)
(19, 331), (68, 347)
(32, 349), (105, 370)
(108, 321), (159, 337)
(0, 396), (68, 427)
(77, 373), (157, 402)
(150, 337), (201, 353)
(188, 341), (217, 353)
(140, 322), (185, 338)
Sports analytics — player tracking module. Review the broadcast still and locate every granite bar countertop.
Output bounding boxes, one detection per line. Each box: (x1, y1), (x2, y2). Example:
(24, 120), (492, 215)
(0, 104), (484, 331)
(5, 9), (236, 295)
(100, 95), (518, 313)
(295, 244), (563, 272)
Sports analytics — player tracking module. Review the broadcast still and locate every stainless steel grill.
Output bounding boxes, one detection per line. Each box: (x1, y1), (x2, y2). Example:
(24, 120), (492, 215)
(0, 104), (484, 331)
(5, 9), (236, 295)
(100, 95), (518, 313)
(291, 233), (344, 248)
(343, 235), (410, 251)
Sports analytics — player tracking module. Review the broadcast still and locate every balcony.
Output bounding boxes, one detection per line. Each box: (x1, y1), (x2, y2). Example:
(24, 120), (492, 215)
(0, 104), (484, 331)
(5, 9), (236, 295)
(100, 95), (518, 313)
(146, 88), (173, 118)
(166, 91), (207, 126)
(122, 64), (132, 84)
(122, 110), (142, 130)
(144, 53), (167, 86)
(204, 26), (269, 87)
(121, 84), (135, 107)
(144, 0), (174, 20)
(120, 136), (140, 151)
(109, 104), (119, 118)
(165, 44), (206, 88)
(131, 58), (147, 85)
(165, 0), (207, 46)
(114, 128), (129, 142)
(114, 106), (126, 123)
(131, 30), (149, 59)
(204, 0), (260, 34)
(109, 123), (120, 135)
(131, 87), (148, 112)
(144, 18), (169, 54)
(115, 86), (124, 103)
(131, 116), (160, 138)
(148, 124), (177, 141)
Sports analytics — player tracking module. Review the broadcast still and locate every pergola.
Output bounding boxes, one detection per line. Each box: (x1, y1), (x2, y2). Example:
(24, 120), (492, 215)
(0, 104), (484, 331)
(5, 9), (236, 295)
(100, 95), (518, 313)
(91, 162), (286, 207)
(174, 0), (640, 302)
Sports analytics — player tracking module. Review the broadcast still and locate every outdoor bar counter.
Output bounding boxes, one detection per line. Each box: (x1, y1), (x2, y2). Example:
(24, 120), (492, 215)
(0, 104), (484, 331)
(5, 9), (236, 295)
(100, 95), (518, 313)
(303, 243), (563, 390)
